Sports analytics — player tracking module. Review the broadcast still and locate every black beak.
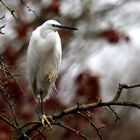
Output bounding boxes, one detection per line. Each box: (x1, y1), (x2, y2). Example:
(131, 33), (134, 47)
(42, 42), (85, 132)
(52, 24), (78, 30)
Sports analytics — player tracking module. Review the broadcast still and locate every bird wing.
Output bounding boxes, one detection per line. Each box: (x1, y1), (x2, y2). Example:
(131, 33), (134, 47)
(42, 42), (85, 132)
(26, 31), (39, 94)
(27, 30), (62, 101)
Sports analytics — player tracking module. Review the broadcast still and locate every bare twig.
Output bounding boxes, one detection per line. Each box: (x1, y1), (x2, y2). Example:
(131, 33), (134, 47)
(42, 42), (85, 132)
(77, 112), (103, 140)
(17, 100), (140, 139)
(113, 84), (126, 102)
(23, 4), (39, 17)
(0, 24), (5, 34)
(0, 113), (18, 131)
(21, 121), (39, 130)
(0, 14), (5, 19)
(0, 84), (19, 126)
(0, 71), (139, 140)
(113, 83), (140, 102)
(17, 122), (41, 140)
(108, 106), (120, 121)
(0, 59), (23, 128)
(35, 129), (47, 140)
(54, 121), (88, 140)
(0, 113), (29, 139)
(0, 58), (24, 95)
(0, 0), (18, 20)
(52, 101), (140, 121)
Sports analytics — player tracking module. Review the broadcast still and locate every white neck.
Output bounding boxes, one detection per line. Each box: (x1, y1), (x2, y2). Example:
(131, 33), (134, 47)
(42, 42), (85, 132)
(39, 26), (52, 38)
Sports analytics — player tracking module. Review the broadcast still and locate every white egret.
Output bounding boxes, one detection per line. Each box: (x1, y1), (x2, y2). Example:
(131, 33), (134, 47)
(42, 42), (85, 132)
(26, 20), (77, 128)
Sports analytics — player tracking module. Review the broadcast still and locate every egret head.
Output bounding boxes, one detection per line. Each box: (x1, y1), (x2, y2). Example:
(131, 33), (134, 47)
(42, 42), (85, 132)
(42, 20), (78, 31)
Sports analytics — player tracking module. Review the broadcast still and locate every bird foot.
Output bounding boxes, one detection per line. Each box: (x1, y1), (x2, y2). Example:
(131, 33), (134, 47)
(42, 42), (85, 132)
(41, 114), (53, 130)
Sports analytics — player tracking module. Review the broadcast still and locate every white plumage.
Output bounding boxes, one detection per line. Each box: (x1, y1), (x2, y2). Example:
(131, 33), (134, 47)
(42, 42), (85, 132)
(26, 20), (77, 127)
(26, 20), (77, 102)
(27, 20), (62, 101)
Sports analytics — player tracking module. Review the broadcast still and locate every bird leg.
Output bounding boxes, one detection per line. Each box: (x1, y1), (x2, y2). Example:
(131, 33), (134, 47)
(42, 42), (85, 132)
(39, 90), (44, 115)
(40, 91), (53, 130)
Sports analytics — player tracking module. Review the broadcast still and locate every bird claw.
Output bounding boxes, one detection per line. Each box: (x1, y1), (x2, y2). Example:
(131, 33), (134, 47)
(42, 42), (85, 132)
(41, 114), (53, 130)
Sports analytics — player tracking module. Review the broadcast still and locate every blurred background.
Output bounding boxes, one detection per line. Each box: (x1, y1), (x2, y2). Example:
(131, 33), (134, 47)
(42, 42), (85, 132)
(0, 0), (140, 140)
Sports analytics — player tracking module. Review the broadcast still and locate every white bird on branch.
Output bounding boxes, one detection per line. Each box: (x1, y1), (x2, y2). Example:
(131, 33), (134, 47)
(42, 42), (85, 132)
(26, 20), (77, 128)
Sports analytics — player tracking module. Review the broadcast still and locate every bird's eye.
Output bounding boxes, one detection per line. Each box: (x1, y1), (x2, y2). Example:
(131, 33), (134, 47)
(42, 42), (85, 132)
(52, 24), (57, 27)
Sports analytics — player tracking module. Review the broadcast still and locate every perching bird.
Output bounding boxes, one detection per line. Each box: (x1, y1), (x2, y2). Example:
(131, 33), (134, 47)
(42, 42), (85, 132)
(26, 20), (77, 127)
